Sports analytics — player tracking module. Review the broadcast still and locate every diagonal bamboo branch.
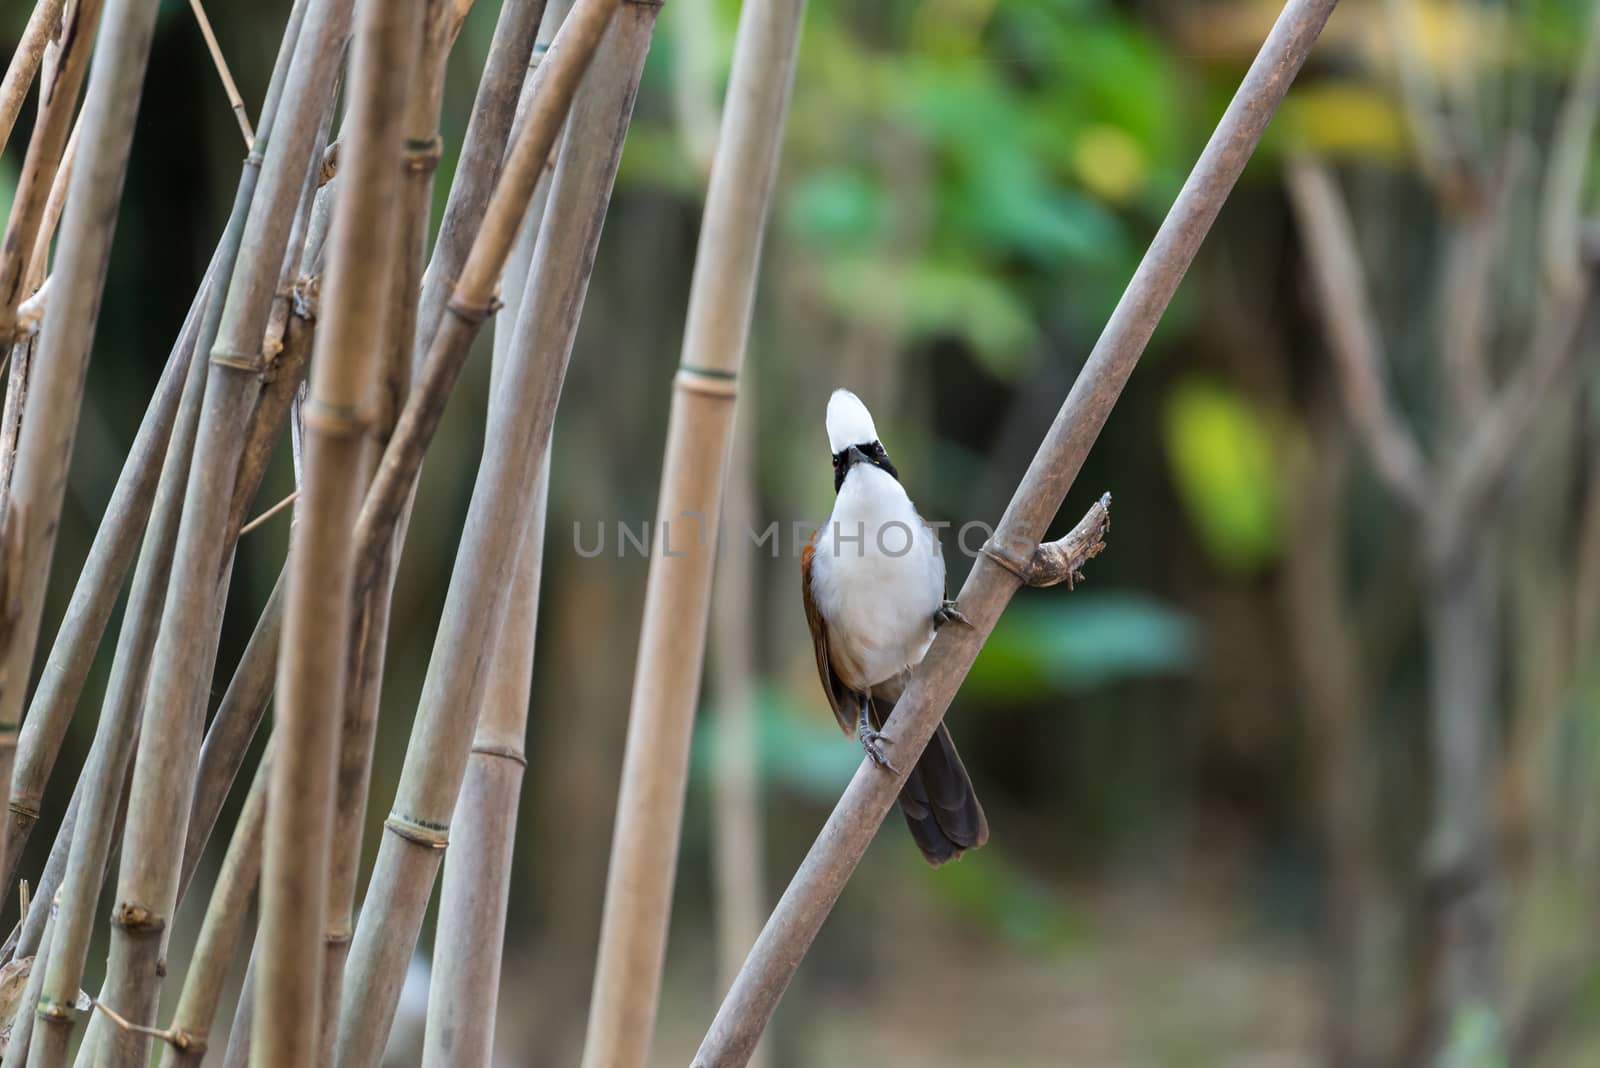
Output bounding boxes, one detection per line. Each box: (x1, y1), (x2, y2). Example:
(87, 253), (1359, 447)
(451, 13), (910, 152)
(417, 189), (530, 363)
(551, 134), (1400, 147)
(0, 0), (101, 348)
(0, 0), (146, 904)
(0, 0), (66, 156)
(691, 2), (1340, 1063)
(580, 0), (806, 1062)
(24, 215), (215, 1068)
(187, 0), (255, 148)
(1, 267), (205, 895)
(163, 748), (270, 1068)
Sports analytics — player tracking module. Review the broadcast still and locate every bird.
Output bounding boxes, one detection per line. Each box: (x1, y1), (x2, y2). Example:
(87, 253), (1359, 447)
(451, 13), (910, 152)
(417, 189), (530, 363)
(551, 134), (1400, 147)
(800, 388), (989, 865)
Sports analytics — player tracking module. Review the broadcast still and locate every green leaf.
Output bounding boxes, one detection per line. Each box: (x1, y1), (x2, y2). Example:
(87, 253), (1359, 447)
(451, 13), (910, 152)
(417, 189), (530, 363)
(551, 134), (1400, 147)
(1163, 379), (1286, 572)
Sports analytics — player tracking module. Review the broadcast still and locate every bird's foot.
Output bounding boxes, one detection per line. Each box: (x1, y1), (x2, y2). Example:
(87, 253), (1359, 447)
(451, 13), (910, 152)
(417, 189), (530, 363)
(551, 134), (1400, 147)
(857, 726), (899, 774)
(934, 600), (971, 629)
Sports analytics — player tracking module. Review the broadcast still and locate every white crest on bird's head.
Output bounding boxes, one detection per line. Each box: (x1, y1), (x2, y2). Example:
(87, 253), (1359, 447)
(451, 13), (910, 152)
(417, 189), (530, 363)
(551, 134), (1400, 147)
(826, 389), (880, 454)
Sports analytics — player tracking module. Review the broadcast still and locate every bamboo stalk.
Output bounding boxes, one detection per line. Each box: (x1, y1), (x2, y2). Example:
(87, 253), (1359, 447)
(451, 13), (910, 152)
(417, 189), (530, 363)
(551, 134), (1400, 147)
(580, 0), (804, 1062)
(707, 386), (767, 1068)
(0, 0), (65, 155)
(334, 7), (649, 1063)
(409, 0), (552, 375)
(4, 271), (292, 968)
(346, 0), (603, 609)
(0, 0), (151, 901)
(314, 6), (459, 1057)
(222, 283), (318, 556)
(0, 0), (315, 903)
(23, 218), (217, 1068)
(3, 902), (55, 1065)
(1, 267), (209, 897)
(256, 0), (426, 1060)
(691, 2), (1339, 1063)
(0, 0), (102, 346)
(25, 114), (82, 292)
(179, 570), (283, 893)
(187, 0), (255, 147)
(421, 457), (548, 1068)
(95, 0), (352, 1056)
(0, 339), (32, 521)
(419, 122), (555, 1063)
(164, 749), (270, 1068)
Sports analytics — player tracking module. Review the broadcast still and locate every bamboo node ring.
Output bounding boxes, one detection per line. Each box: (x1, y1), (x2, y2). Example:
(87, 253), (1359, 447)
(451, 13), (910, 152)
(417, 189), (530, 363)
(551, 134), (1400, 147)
(978, 538), (1033, 581)
(210, 347), (264, 373)
(110, 901), (166, 934)
(446, 294), (502, 325)
(385, 812), (449, 850)
(470, 741), (528, 767)
(7, 799), (40, 820)
(303, 398), (369, 437)
(675, 367), (738, 399)
(35, 996), (76, 1021)
(403, 136), (444, 174)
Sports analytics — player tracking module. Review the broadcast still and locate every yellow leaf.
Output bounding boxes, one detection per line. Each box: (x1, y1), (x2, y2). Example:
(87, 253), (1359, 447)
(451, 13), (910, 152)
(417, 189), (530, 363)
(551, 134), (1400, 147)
(1073, 125), (1147, 205)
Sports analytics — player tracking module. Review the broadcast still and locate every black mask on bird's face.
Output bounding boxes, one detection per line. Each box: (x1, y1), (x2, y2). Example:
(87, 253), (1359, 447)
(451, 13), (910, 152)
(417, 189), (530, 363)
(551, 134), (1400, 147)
(831, 441), (899, 492)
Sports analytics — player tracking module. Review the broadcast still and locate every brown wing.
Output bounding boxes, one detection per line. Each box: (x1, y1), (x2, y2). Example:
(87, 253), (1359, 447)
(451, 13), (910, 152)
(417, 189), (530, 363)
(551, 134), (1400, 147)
(801, 532), (856, 736)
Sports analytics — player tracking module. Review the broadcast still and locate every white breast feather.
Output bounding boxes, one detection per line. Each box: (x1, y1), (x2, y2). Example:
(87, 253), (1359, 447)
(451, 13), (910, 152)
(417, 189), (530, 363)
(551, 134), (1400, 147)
(811, 465), (945, 691)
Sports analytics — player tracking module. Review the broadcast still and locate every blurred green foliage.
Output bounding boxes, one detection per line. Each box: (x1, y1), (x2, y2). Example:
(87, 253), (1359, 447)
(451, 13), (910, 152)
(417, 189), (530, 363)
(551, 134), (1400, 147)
(1162, 378), (1288, 573)
(967, 593), (1196, 699)
(626, 0), (1192, 380)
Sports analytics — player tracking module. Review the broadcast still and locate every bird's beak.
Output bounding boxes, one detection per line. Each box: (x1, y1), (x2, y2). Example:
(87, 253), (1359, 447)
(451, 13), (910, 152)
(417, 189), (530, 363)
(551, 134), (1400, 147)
(846, 444), (868, 468)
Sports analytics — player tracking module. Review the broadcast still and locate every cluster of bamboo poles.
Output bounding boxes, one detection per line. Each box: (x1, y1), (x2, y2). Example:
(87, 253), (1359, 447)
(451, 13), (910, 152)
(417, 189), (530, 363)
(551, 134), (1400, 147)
(0, 0), (1339, 1064)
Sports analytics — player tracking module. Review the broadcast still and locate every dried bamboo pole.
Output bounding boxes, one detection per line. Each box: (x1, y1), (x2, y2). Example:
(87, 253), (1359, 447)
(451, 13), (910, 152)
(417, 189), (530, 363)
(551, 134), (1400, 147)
(23, 114), (82, 293)
(187, 0), (255, 147)
(692, 2), (1339, 1063)
(0, 338), (33, 516)
(4, 902), (56, 1065)
(0, 0), (101, 346)
(164, 749), (270, 1068)
(95, 0), (352, 1055)
(23, 226), (217, 1068)
(421, 458), (548, 1068)
(256, 0), (425, 1060)
(0, 245), (206, 906)
(707, 387), (767, 1068)
(314, 6), (458, 1055)
(223, 235), (323, 558)
(335, 7), (650, 1063)
(0, 274), (210, 921)
(409, 0), (551, 373)
(0, 0), (313, 899)
(0, 0), (151, 899)
(579, 0), (804, 1062)
(0, 0), (65, 154)
(179, 571), (283, 893)
(419, 143), (553, 1065)
(344, 0), (595, 607)
(317, 0), (547, 934)
(7, 390), (292, 979)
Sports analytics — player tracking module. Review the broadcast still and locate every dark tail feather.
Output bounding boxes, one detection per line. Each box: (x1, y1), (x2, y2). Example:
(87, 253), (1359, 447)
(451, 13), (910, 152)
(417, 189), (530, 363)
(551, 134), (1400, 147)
(871, 700), (988, 865)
